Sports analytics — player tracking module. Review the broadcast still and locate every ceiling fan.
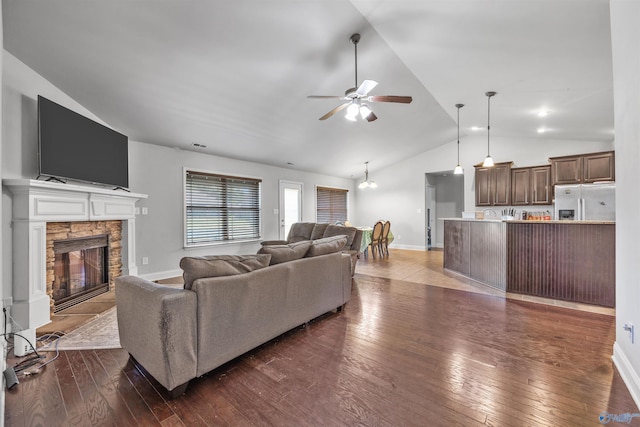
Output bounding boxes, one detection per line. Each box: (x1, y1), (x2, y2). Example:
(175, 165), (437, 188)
(308, 33), (413, 122)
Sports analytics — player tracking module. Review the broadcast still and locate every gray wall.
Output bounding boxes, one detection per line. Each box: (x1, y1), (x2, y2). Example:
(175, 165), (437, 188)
(611, 0), (640, 407)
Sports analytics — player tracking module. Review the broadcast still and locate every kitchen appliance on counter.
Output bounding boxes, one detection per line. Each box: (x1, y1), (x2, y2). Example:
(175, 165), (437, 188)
(554, 182), (615, 221)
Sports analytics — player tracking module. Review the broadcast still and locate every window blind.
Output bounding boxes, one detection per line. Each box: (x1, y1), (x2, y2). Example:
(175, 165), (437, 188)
(185, 171), (261, 245)
(316, 187), (348, 224)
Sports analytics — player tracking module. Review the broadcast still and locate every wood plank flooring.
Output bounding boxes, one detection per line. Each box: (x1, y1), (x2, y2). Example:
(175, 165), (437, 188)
(5, 249), (638, 426)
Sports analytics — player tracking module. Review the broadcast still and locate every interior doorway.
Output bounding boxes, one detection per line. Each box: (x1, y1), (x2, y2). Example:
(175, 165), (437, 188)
(279, 181), (303, 240)
(425, 172), (464, 249)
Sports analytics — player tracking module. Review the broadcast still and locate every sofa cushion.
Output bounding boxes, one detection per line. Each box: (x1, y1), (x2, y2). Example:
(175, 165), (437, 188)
(306, 235), (348, 257)
(257, 240), (312, 265)
(180, 254), (272, 290)
(310, 223), (329, 240)
(323, 224), (357, 247)
(287, 222), (315, 243)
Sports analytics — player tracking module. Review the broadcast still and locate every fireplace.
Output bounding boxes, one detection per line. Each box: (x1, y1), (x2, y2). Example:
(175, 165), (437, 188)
(3, 178), (147, 340)
(52, 235), (110, 312)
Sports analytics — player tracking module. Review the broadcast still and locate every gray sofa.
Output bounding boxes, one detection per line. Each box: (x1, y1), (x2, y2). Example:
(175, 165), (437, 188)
(115, 236), (352, 397)
(261, 222), (363, 276)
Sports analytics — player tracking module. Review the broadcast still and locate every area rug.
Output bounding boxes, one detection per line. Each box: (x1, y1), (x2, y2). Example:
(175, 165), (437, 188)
(39, 307), (120, 351)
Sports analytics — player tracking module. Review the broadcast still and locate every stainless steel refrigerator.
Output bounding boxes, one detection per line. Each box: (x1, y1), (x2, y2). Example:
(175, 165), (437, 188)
(554, 183), (615, 220)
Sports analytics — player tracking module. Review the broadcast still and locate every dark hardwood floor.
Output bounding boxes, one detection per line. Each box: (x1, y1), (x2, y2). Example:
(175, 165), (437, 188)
(5, 250), (639, 426)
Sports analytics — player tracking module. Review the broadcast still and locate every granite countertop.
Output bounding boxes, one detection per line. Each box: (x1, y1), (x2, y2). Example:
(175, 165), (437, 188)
(443, 218), (615, 224)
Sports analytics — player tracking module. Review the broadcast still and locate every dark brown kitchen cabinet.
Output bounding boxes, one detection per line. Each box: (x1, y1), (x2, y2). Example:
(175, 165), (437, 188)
(510, 165), (551, 206)
(511, 167), (531, 205)
(549, 151), (614, 185)
(475, 162), (512, 206)
(531, 165), (551, 204)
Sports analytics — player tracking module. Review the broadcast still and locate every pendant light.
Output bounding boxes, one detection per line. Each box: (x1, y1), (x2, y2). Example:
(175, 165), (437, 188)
(454, 103), (464, 175)
(482, 91), (497, 167)
(358, 161), (377, 189)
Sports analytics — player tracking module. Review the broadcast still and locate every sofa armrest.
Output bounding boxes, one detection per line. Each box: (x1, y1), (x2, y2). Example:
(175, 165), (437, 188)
(260, 240), (288, 246)
(115, 276), (197, 392)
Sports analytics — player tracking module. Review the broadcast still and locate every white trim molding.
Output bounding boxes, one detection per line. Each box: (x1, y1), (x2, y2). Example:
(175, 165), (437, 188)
(3, 179), (147, 331)
(613, 342), (640, 410)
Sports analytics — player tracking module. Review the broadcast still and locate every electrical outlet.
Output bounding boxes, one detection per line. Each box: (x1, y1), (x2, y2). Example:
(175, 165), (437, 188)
(141, 207), (149, 215)
(142, 257), (149, 265)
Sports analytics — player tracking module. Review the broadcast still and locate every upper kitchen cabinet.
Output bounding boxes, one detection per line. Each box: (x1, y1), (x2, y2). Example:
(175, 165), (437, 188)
(549, 151), (615, 185)
(475, 162), (512, 206)
(510, 165), (551, 206)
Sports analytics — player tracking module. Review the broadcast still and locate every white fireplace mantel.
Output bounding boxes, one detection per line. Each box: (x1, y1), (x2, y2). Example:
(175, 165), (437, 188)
(3, 179), (147, 332)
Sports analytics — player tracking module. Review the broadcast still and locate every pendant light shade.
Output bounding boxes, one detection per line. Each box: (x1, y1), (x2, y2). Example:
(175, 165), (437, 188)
(358, 161), (377, 189)
(482, 91), (497, 167)
(454, 103), (464, 175)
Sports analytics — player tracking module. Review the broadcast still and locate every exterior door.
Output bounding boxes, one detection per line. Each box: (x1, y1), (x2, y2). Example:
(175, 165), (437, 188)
(279, 181), (303, 240)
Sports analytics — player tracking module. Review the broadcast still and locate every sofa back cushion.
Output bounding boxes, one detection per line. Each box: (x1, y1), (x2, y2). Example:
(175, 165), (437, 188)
(310, 223), (329, 240)
(286, 222), (315, 243)
(306, 235), (348, 257)
(323, 224), (357, 247)
(180, 254), (272, 290)
(257, 240), (312, 265)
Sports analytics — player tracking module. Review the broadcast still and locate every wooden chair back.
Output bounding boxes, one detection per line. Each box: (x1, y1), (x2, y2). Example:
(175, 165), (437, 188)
(381, 221), (391, 241)
(371, 221), (383, 243)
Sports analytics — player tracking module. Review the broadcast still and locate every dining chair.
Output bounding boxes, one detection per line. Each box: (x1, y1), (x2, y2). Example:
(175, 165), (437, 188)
(380, 220), (391, 256)
(366, 221), (384, 259)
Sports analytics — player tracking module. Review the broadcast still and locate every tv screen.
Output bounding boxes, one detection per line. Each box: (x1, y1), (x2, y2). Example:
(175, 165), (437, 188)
(38, 95), (129, 189)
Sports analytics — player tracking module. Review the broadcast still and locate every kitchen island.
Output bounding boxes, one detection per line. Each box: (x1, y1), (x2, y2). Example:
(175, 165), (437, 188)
(443, 219), (615, 307)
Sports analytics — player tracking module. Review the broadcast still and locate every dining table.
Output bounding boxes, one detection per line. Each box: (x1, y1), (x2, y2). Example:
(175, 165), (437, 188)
(357, 226), (394, 253)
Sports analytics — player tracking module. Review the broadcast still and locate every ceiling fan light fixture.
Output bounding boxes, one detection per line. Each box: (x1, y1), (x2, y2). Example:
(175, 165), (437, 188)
(345, 102), (359, 121)
(359, 104), (372, 119)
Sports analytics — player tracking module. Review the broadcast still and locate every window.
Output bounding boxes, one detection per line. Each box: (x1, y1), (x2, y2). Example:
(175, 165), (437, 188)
(316, 186), (348, 224)
(185, 170), (261, 246)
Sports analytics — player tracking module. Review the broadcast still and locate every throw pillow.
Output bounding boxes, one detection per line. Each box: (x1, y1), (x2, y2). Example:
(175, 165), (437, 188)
(180, 254), (272, 290)
(310, 223), (329, 240)
(323, 224), (356, 247)
(306, 235), (348, 257)
(257, 240), (312, 265)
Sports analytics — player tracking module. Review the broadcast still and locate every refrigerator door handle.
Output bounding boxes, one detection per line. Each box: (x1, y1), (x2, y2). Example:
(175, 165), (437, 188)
(580, 198), (585, 220)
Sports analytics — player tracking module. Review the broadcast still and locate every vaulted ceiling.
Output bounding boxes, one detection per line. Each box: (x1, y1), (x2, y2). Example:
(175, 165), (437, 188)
(2, 0), (614, 179)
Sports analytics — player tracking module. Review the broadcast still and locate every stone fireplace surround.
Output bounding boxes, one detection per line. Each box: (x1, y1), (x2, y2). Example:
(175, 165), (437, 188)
(3, 179), (147, 343)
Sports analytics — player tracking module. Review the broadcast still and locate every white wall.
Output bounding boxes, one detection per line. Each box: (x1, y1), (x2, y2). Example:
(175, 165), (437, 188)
(1, 52), (354, 287)
(353, 134), (613, 250)
(129, 141), (354, 279)
(610, 0), (640, 408)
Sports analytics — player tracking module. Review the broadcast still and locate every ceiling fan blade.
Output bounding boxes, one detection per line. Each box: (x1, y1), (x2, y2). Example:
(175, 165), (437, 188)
(307, 95), (344, 99)
(365, 111), (378, 122)
(319, 102), (350, 120)
(367, 95), (413, 104)
(356, 80), (378, 97)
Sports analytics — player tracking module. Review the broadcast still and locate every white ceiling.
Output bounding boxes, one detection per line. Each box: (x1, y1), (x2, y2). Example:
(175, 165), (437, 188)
(2, 0), (614, 179)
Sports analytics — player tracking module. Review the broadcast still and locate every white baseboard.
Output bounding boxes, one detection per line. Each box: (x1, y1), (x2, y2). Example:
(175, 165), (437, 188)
(388, 244), (427, 251)
(612, 341), (640, 410)
(139, 269), (183, 282)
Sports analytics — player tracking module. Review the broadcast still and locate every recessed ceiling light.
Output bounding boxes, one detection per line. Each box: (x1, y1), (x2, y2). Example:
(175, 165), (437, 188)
(537, 127), (548, 133)
(537, 109), (550, 117)
(471, 126), (484, 131)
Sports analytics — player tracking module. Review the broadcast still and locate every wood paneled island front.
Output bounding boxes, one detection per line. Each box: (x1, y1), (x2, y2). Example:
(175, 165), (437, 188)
(443, 219), (615, 307)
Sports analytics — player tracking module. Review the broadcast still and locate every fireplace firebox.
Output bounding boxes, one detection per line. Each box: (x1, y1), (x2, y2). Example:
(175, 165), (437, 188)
(52, 235), (110, 312)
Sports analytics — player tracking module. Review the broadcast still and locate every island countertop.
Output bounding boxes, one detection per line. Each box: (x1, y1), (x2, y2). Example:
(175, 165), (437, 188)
(442, 218), (615, 225)
(443, 219), (615, 307)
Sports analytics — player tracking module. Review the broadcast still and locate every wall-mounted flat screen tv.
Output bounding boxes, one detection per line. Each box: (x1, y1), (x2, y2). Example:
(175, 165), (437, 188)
(38, 95), (129, 189)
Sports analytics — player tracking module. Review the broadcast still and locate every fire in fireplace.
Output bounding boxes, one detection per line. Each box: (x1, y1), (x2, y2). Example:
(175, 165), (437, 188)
(52, 234), (110, 312)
